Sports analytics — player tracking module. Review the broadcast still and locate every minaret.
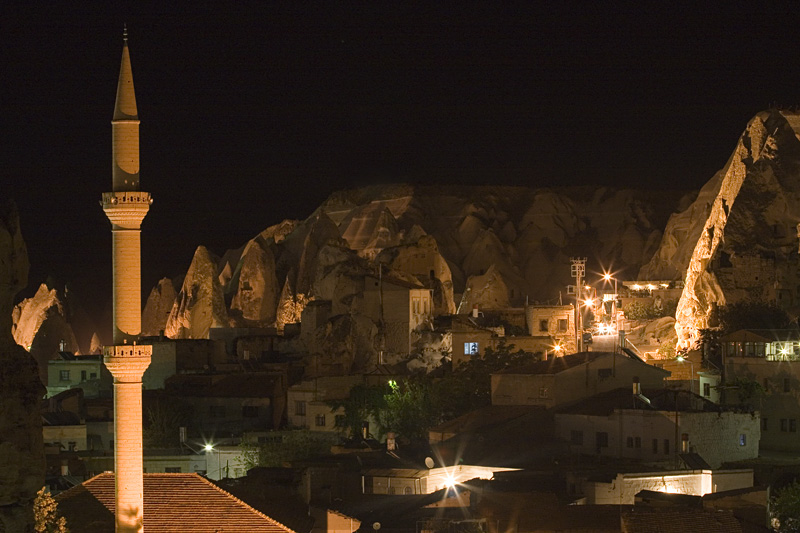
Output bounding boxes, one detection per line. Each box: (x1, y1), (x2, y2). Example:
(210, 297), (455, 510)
(102, 27), (152, 533)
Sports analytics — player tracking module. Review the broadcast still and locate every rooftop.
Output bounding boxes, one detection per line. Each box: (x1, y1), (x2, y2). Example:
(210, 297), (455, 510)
(56, 473), (296, 532)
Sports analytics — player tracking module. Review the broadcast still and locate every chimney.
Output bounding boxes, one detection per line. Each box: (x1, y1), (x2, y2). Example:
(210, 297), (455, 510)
(681, 433), (689, 453)
(179, 426), (187, 444)
(472, 304), (479, 318)
(386, 432), (397, 451)
(632, 377), (641, 396)
(361, 421), (369, 440)
(60, 459), (69, 476)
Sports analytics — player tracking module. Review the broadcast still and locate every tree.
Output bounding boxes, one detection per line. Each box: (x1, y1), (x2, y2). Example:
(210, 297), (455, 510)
(240, 430), (338, 469)
(34, 488), (69, 533)
(718, 300), (793, 335)
(143, 395), (192, 448)
(437, 342), (538, 419)
(376, 379), (441, 443)
(771, 480), (800, 532)
(326, 383), (389, 439)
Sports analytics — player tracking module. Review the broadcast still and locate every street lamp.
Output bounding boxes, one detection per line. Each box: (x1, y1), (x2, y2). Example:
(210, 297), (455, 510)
(602, 272), (620, 351)
(203, 443), (220, 480)
(676, 355), (695, 395)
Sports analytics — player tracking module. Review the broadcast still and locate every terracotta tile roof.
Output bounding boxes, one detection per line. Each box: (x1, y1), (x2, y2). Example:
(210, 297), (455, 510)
(621, 507), (742, 532)
(56, 473), (297, 532)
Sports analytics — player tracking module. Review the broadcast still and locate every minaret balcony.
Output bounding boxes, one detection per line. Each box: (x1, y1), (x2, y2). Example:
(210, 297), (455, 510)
(101, 191), (152, 228)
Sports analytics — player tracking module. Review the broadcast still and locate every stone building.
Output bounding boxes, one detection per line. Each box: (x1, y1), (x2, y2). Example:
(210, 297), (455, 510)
(491, 351), (668, 408)
(554, 388), (760, 469)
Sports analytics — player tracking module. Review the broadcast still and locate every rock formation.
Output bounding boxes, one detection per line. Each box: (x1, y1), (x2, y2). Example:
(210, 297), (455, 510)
(165, 246), (229, 339)
(0, 200), (45, 532)
(141, 277), (176, 336)
(229, 239), (280, 325)
(640, 110), (800, 349)
(457, 264), (511, 312)
(13, 283), (80, 381)
(377, 234), (456, 315)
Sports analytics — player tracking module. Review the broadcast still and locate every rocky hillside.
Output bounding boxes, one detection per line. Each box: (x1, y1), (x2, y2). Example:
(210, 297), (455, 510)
(144, 184), (683, 340)
(641, 109), (800, 349)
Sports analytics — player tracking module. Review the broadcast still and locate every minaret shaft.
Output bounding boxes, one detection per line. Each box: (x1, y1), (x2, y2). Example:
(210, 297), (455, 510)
(102, 34), (151, 533)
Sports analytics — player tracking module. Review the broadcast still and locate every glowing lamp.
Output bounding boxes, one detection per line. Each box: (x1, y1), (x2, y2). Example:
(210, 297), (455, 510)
(203, 444), (214, 452)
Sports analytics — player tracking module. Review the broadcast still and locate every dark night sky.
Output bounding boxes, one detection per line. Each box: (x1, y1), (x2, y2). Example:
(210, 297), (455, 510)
(4, 2), (800, 325)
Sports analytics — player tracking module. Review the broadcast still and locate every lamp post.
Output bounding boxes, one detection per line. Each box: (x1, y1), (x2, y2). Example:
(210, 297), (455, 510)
(203, 443), (219, 480)
(603, 273), (620, 352)
(676, 355), (695, 395)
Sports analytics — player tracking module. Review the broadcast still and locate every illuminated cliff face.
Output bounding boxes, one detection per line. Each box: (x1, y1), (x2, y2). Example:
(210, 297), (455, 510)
(672, 110), (800, 350)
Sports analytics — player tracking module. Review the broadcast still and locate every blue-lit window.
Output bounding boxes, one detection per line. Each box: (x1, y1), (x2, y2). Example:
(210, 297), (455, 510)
(464, 342), (479, 355)
(739, 434), (746, 446)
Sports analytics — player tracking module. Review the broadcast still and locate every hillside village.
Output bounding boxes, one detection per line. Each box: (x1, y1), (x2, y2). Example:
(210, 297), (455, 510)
(8, 30), (800, 533)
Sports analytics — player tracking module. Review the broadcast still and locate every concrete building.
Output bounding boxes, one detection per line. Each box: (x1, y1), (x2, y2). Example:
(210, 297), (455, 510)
(491, 351), (669, 408)
(721, 328), (800, 452)
(287, 375), (364, 432)
(101, 31), (152, 532)
(361, 274), (433, 358)
(554, 388), (760, 468)
(525, 304), (577, 354)
(47, 353), (112, 398)
(582, 468), (754, 505)
(166, 372), (287, 434)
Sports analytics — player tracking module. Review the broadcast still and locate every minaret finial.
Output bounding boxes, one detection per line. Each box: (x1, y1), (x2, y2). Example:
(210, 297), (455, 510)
(123, 23), (128, 43)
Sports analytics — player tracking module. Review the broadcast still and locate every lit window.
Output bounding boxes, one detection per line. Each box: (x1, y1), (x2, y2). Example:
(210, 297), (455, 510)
(464, 342), (479, 355)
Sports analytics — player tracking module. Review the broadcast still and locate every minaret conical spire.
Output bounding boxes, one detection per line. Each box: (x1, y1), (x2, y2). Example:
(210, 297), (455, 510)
(114, 27), (138, 121)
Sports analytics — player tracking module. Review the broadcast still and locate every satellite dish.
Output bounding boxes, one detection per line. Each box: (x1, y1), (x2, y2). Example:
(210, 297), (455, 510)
(372, 522), (381, 530)
(424, 457), (435, 469)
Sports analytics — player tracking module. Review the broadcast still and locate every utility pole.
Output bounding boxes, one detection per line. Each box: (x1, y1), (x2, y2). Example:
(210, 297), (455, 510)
(571, 258), (587, 353)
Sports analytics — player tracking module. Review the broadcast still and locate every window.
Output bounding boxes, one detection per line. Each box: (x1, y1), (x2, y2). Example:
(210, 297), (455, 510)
(335, 414), (346, 428)
(635, 437), (641, 449)
(663, 439), (670, 455)
(558, 319), (568, 332)
(626, 437), (634, 448)
(597, 368), (612, 379)
(165, 467), (181, 473)
(652, 439), (658, 454)
(295, 401), (306, 416)
(596, 432), (609, 451)
(242, 405), (259, 418)
(464, 342), (479, 355)
(703, 383), (711, 397)
(570, 430), (583, 446)
(792, 419), (797, 433)
(404, 486), (413, 495)
(81, 370), (87, 381)
(90, 372), (97, 379)
(59, 370), (70, 381)
(762, 418), (768, 431)
(315, 414), (326, 427)
(68, 442), (76, 451)
(781, 418), (789, 432)
(539, 319), (549, 332)
(739, 434), (747, 446)
(413, 299), (420, 314)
